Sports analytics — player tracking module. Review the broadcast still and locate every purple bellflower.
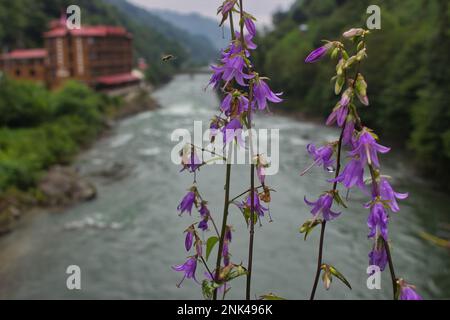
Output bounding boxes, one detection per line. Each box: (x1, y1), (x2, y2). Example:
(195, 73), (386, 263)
(342, 119), (355, 146)
(222, 118), (245, 147)
(234, 31), (257, 52)
(180, 147), (202, 173)
(304, 193), (341, 221)
(369, 241), (388, 272)
(239, 191), (268, 218)
(244, 17), (256, 37)
(305, 43), (332, 63)
(185, 227), (194, 251)
(326, 104), (349, 127)
(177, 191), (196, 216)
(221, 92), (249, 116)
(301, 143), (334, 176)
(366, 201), (389, 240)
(379, 178), (408, 213)
(329, 158), (366, 190)
(220, 0), (237, 16)
(399, 281), (423, 300)
(172, 257), (198, 287)
(198, 218), (208, 231)
(349, 129), (391, 167)
(255, 154), (269, 185)
(253, 78), (283, 111)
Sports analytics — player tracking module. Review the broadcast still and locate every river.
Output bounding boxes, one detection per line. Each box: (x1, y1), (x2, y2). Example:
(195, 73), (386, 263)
(0, 74), (448, 300)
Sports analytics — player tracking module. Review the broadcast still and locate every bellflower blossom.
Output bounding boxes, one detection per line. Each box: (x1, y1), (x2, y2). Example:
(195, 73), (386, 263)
(349, 129), (391, 167)
(366, 201), (389, 240)
(172, 257), (198, 287)
(253, 78), (283, 111)
(221, 92), (249, 116)
(379, 178), (408, 213)
(185, 227), (194, 251)
(222, 118), (244, 147)
(304, 193), (341, 221)
(369, 241), (388, 271)
(244, 17), (256, 37)
(329, 158), (366, 190)
(305, 43), (332, 63)
(255, 154), (269, 185)
(180, 146), (202, 173)
(301, 143), (334, 176)
(239, 191), (268, 218)
(220, 0), (237, 16)
(177, 191), (196, 216)
(209, 54), (254, 88)
(234, 32), (257, 52)
(399, 280), (423, 300)
(342, 119), (355, 146)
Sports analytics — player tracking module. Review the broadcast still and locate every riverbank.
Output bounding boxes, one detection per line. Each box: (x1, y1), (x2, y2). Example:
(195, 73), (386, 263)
(0, 84), (159, 235)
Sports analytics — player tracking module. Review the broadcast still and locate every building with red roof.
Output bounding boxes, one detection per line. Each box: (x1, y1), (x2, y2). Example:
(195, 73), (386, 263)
(0, 17), (140, 90)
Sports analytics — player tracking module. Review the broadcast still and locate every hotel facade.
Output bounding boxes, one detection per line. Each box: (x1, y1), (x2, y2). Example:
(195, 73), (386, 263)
(0, 19), (140, 90)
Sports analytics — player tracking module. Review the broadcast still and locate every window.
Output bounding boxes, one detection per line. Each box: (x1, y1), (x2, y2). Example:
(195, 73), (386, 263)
(15, 69), (21, 76)
(29, 69), (36, 77)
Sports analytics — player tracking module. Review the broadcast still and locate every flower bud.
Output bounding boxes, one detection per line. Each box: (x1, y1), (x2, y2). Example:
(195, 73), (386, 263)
(342, 28), (365, 38)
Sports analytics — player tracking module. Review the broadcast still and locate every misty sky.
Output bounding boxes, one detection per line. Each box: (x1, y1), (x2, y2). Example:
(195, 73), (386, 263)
(129, 0), (294, 25)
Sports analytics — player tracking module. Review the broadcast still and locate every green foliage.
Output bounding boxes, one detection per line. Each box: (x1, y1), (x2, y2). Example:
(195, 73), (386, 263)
(255, 0), (450, 188)
(0, 79), (106, 192)
(0, 78), (52, 127)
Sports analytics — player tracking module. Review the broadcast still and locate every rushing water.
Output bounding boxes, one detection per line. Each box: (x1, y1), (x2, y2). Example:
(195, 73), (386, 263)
(0, 74), (448, 300)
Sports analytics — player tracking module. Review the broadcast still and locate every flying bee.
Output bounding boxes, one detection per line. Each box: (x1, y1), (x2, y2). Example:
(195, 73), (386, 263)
(162, 54), (176, 62)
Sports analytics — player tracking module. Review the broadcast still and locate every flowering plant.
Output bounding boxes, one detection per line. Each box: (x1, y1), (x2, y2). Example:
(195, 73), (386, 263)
(301, 28), (421, 300)
(174, 0), (282, 300)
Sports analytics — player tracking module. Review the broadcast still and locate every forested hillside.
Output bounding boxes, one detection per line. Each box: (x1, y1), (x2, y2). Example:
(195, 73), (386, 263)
(254, 0), (450, 188)
(151, 8), (231, 50)
(105, 0), (217, 64)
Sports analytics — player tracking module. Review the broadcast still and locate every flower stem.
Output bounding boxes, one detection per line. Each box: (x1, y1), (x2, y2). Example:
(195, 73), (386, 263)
(382, 237), (398, 299)
(310, 125), (345, 300)
(200, 255), (215, 281)
(212, 10), (238, 301)
(310, 220), (326, 300)
(213, 163), (232, 300)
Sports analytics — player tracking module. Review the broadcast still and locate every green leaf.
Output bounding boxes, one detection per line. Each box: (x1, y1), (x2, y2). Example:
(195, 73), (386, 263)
(329, 265), (352, 290)
(259, 293), (287, 300)
(205, 236), (219, 261)
(242, 207), (258, 226)
(202, 280), (222, 300)
(331, 47), (339, 59)
(332, 191), (348, 208)
(225, 264), (247, 282)
(299, 219), (322, 241)
(335, 75), (345, 95)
